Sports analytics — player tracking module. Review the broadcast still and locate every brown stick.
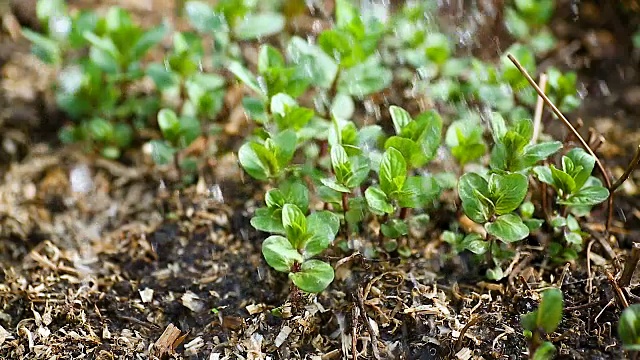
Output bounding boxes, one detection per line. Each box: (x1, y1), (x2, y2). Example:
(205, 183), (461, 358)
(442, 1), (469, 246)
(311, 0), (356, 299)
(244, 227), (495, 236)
(531, 73), (548, 145)
(620, 242), (640, 288)
(611, 145), (640, 192)
(507, 54), (614, 231)
(356, 287), (381, 360)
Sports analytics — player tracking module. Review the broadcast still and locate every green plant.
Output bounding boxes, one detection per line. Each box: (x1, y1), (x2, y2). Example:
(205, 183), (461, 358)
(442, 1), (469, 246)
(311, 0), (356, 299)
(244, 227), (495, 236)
(261, 204), (340, 293)
(619, 304), (640, 352)
(521, 288), (564, 359)
(24, 1), (168, 158)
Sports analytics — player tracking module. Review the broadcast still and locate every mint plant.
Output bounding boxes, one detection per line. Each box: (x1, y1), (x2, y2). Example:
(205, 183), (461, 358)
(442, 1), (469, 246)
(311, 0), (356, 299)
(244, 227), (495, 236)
(533, 148), (610, 211)
(261, 204), (340, 293)
(24, 1), (168, 158)
(521, 288), (564, 359)
(149, 109), (201, 181)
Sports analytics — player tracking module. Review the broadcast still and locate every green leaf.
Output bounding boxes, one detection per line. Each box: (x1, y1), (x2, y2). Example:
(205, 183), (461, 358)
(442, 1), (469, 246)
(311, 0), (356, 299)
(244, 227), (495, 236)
(258, 44), (285, 74)
(532, 342), (556, 360)
(458, 173), (494, 223)
(381, 219), (408, 239)
(565, 148), (595, 190)
(379, 147), (407, 196)
(550, 165), (576, 195)
(424, 32), (451, 64)
(281, 181), (310, 214)
(22, 29), (61, 64)
(515, 0), (554, 25)
(83, 31), (120, 59)
(228, 61), (265, 96)
(131, 24), (168, 60)
(397, 176), (440, 209)
(287, 36), (338, 89)
(320, 178), (351, 193)
(504, 8), (529, 40)
(537, 288), (563, 333)
(308, 211), (340, 239)
(147, 63), (178, 90)
(233, 13), (285, 40)
(521, 310), (538, 332)
(460, 233), (489, 255)
(389, 105), (412, 134)
(445, 120), (486, 165)
(339, 59), (392, 96)
(485, 214), (529, 243)
(384, 137), (418, 169)
(488, 173), (528, 215)
(619, 304), (640, 351)
(282, 204), (307, 248)
(262, 235), (303, 272)
(365, 186), (394, 215)
(157, 109), (181, 143)
(185, 1), (226, 33)
(272, 130), (297, 167)
(303, 224), (334, 258)
(289, 260), (334, 293)
(87, 118), (113, 142)
(149, 140), (176, 165)
(331, 144), (351, 184)
(486, 266), (504, 281)
(523, 141), (563, 164)
(251, 209), (285, 234)
(238, 142), (270, 180)
(559, 186), (609, 206)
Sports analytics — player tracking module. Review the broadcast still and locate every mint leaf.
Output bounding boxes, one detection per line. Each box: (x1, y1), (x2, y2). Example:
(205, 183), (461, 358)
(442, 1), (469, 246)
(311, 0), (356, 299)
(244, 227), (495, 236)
(379, 147), (407, 196)
(365, 186), (394, 215)
(262, 235), (303, 272)
(289, 260), (334, 293)
(389, 105), (412, 134)
(458, 173), (494, 223)
(485, 213), (529, 243)
(489, 173), (528, 215)
(537, 288), (563, 333)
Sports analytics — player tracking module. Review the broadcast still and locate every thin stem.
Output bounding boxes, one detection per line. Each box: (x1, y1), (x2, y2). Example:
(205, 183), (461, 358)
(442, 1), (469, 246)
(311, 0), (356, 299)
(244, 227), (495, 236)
(619, 242), (640, 288)
(611, 145), (640, 192)
(507, 54), (614, 231)
(531, 73), (548, 145)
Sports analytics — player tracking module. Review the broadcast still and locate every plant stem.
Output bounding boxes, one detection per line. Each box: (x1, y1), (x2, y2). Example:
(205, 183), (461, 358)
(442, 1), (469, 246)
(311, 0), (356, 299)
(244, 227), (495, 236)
(174, 151), (182, 183)
(341, 191), (350, 237)
(378, 213), (388, 246)
(399, 207), (409, 220)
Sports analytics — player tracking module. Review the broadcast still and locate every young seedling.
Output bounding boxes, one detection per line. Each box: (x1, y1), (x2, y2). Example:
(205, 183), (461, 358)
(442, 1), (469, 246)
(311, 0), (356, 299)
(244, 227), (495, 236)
(365, 147), (440, 242)
(619, 304), (640, 355)
(149, 108), (201, 181)
(261, 204), (340, 293)
(238, 130), (298, 182)
(533, 148), (610, 212)
(489, 115), (562, 172)
(458, 171), (529, 279)
(251, 180), (310, 234)
(521, 288), (564, 359)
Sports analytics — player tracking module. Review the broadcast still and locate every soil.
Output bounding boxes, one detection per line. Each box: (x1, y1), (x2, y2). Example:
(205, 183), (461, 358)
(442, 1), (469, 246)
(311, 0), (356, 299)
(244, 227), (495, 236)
(1, 1), (640, 359)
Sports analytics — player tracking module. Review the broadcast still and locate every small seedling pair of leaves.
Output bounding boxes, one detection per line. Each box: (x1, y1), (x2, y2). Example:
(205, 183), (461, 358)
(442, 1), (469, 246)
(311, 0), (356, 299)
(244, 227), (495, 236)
(270, 93), (316, 134)
(322, 144), (370, 193)
(365, 147), (440, 215)
(521, 288), (563, 360)
(251, 181), (309, 234)
(458, 172), (530, 242)
(238, 130), (298, 181)
(533, 148), (609, 207)
(445, 119), (487, 165)
(229, 44), (310, 101)
(489, 115), (562, 172)
(150, 108), (201, 165)
(384, 106), (443, 169)
(261, 204), (340, 292)
(60, 117), (133, 159)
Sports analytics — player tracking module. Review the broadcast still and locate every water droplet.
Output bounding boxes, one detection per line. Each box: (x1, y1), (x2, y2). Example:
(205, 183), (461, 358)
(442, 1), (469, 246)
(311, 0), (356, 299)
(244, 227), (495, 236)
(70, 164), (92, 194)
